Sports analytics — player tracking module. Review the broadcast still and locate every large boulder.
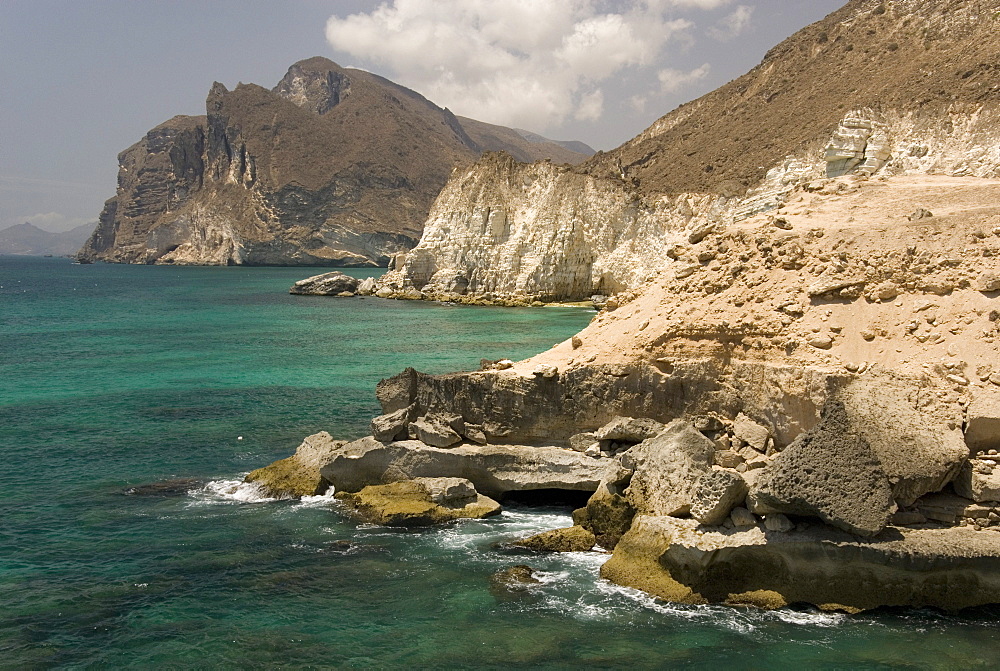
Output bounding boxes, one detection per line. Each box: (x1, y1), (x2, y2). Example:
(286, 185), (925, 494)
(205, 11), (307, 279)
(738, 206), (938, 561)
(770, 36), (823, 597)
(371, 405), (416, 442)
(594, 416), (665, 443)
(965, 392), (1000, 454)
(319, 437), (616, 498)
(600, 515), (1000, 613)
(691, 470), (749, 526)
(335, 477), (500, 526)
(289, 271), (360, 295)
(244, 431), (345, 498)
(953, 458), (1000, 503)
(408, 416), (463, 448)
(747, 401), (895, 537)
(624, 420), (716, 516)
(837, 377), (968, 505)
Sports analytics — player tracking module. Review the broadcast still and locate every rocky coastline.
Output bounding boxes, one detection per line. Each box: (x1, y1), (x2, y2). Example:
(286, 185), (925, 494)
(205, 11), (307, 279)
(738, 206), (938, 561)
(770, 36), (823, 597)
(257, 0), (1000, 614)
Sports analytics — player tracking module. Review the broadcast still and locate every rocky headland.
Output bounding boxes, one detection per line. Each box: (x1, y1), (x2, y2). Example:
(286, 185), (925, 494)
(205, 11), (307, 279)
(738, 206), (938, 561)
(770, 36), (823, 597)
(78, 57), (592, 267)
(252, 0), (1000, 614)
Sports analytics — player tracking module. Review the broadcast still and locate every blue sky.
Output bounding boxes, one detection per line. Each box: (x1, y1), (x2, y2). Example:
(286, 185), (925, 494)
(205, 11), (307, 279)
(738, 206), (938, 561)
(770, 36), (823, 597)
(0, 0), (844, 232)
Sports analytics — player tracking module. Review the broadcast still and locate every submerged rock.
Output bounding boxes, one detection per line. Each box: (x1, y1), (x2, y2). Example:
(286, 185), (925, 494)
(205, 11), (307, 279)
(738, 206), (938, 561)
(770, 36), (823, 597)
(489, 565), (542, 601)
(335, 477), (500, 527)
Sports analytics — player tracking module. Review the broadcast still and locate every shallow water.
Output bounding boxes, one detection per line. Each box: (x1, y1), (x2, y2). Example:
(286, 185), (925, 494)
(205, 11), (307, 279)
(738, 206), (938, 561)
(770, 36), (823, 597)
(2, 256), (999, 668)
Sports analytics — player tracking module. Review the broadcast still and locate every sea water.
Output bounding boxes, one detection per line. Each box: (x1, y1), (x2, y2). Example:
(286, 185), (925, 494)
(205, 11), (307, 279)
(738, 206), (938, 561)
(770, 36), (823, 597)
(2, 256), (999, 669)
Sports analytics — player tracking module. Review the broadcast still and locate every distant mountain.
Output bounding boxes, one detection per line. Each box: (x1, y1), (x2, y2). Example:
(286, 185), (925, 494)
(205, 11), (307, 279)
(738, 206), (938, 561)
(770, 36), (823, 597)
(0, 222), (95, 256)
(78, 57), (594, 267)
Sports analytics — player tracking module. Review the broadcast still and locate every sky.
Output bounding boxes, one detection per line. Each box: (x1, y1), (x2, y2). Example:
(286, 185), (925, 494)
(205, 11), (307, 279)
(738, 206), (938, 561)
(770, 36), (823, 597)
(0, 0), (845, 233)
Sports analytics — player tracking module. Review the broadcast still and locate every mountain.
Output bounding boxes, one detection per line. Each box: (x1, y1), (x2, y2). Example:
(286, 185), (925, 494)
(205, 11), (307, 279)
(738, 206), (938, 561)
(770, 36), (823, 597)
(377, 0), (1000, 302)
(0, 222), (95, 256)
(78, 57), (593, 267)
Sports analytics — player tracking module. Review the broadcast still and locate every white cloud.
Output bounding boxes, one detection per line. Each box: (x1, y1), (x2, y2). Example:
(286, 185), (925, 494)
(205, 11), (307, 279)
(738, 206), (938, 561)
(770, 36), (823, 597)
(575, 90), (604, 121)
(709, 4), (754, 41)
(657, 63), (711, 92)
(325, 0), (722, 130)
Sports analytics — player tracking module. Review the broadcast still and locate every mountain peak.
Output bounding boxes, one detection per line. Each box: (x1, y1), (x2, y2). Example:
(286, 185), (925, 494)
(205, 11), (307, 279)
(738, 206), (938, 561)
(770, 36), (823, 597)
(273, 57), (351, 115)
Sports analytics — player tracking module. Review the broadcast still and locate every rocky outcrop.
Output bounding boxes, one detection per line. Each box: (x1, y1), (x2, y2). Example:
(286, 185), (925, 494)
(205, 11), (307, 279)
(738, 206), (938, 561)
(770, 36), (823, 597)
(289, 271), (360, 295)
(334, 477), (501, 526)
(244, 431), (345, 498)
(511, 526), (597, 553)
(318, 437), (616, 498)
(79, 57), (592, 267)
(601, 515), (1000, 613)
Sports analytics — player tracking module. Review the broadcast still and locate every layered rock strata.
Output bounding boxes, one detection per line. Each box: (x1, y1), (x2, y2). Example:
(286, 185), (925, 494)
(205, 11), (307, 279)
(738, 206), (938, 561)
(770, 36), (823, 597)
(375, 0), (1000, 303)
(79, 57), (592, 267)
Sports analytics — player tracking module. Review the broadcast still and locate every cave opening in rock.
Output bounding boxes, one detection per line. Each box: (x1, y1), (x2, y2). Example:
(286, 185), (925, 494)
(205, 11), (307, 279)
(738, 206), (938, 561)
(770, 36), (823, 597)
(500, 489), (592, 509)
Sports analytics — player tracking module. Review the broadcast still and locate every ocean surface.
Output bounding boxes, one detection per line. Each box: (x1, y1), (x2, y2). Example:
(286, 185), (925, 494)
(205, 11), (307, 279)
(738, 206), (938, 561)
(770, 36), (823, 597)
(2, 255), (999, 669)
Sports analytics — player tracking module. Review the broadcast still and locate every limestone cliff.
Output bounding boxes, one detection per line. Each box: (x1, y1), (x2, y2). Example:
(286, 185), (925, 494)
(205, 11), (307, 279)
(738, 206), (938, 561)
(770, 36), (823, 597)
(377, 0), (1000, 301)
(78, 57), (593, 267)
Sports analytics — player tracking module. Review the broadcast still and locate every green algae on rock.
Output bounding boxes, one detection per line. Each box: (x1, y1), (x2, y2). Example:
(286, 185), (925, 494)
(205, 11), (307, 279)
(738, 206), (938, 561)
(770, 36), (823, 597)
(334, 477), (501, 527)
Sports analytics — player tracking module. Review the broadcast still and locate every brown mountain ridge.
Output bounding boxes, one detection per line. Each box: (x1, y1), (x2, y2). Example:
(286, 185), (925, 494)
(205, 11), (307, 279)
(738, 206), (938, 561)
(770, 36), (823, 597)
(79, 57), (593, 267)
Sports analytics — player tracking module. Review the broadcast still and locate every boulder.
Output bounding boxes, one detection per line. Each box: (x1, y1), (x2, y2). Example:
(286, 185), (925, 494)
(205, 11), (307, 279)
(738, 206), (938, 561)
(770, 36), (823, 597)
(568, 432), (598, 452)
(624, 420), (715, 516)
(578, 467), (637, 549)
(511, 526), (596, 552)
(838, 376), (968, 505)
(691, 470), (749, 526)
(732, 413), (770, 452)
(319, 437), (617, 498)
(371, 405), (416, 442)
(408, 417), (463, 448)
(289, 272), (360, 295)
(244, 431), (345, 498)
(335, 477), (500, 526)
(953, 459), (1000, 503)
(965, 392), (1000, 453)
(594, 416), (666, 443)
(356, 276), (377, 295)
(747, 400), (895, 537)
(600, 514), (1000, 613)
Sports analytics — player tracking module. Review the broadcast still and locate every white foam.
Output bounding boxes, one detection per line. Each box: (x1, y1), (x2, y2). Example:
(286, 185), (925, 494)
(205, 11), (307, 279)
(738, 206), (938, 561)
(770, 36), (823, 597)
(188, 478), (282, 505)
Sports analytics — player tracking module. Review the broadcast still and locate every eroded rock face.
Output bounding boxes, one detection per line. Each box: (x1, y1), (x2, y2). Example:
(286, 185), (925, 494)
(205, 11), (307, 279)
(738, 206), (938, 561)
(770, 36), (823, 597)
(624, 420), (715, 517)
(318, 437), (616, 498)
(747, 401), (895, 537)
(601, 515), (1000, 613)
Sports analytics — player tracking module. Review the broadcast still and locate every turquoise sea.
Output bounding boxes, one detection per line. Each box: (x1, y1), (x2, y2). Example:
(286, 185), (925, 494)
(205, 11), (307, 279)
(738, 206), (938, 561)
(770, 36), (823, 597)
(2, 256), (999, 669)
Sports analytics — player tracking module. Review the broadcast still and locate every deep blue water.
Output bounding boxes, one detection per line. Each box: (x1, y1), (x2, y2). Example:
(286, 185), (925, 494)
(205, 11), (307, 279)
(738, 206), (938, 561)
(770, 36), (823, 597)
(2, 256), (999, 669)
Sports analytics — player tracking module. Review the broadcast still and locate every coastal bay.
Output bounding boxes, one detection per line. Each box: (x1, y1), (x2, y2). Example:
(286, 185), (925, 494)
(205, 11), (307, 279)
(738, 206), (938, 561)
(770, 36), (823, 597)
(3, 256), (1000, 667)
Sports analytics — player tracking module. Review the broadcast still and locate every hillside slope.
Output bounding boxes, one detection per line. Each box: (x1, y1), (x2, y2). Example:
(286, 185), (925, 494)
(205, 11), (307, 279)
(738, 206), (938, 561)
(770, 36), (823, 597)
(376, 0), (1000, 300)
